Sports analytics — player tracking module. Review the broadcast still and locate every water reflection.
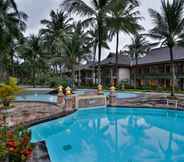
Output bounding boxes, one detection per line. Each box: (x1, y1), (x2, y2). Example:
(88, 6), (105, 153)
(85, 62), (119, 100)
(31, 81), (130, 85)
(31, 108), (184, 162)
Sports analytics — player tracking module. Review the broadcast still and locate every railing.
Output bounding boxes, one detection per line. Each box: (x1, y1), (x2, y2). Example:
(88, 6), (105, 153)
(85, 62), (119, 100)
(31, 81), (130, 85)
(132, 73), (184, 79)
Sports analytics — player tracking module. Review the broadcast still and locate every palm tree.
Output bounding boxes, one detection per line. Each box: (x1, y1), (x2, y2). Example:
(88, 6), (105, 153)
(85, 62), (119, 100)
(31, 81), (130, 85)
(40, 10), (73, 47)
(40, 10), (73, 78)
(61, 22), (92, 88)
(107, 0), (142, 85)
(18, 35), (45, 87)
(61, 0), (111, 84)
(149, 0), (184, 97)
(88, 27), (110, 84)
(125, 34), (150, 88)
(0, 0), (27, 77)
(10, 0), (19, 15)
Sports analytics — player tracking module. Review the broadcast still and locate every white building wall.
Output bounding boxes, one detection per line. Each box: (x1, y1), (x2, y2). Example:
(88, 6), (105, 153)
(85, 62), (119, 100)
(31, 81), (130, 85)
(118, 68), (130, 82)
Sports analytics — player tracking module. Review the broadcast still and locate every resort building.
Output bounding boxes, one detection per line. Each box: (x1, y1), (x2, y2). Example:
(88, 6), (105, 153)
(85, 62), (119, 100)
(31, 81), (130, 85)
(76, 53), (131, 85)
(133, 47), (184, 89)
(65, 46), (184, 89)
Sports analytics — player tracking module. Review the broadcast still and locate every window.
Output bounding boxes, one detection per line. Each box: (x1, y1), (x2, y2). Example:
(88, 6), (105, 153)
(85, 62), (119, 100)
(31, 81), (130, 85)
(166, 65), (170, 73)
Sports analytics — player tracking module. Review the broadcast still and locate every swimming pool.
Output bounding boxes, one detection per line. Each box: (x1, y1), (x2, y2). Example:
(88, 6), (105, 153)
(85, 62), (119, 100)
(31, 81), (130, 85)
(16, 90), (138, 102)
(30, 107), (184, 162)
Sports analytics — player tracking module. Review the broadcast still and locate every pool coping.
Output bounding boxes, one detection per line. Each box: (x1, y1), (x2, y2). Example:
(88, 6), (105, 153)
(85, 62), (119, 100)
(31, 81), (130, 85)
(14, 100), (57, 106)
(107, 105), (184, 112)
(25, 110), (76, 128)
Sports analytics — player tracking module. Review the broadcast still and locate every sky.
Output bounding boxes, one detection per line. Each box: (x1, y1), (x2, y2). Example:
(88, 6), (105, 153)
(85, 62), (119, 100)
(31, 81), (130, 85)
(15, 0), (162, 59)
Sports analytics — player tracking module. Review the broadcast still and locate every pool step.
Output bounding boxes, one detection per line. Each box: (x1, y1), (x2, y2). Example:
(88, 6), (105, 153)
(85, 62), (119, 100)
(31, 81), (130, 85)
(28, 142), (50, 162)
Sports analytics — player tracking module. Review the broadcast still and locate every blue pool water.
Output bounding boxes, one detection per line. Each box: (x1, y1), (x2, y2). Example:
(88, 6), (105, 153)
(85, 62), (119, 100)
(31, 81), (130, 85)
(77, 89), (138, 99)
(16, 90), (138, 102)
(30, 107), (184, 162)
(104, 91), (138, 98)
(16, 92), (57, 103)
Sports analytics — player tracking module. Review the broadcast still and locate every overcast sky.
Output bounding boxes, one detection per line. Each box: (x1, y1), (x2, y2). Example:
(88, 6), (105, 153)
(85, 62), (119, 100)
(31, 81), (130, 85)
(15, 0), (162, 59)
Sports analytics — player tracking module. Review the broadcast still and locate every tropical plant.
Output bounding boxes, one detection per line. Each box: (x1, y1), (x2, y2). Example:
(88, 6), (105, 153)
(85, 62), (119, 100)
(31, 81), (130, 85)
(40, 10), (73, 51)
(17, 35), (47, 88)
(61, 22), (92, 88)
(0, 127), (33, 162)
(107, 0), (142, 85)
(61, 0), (111, 84)
(40, 10), (73, 77)
(0, 77), (22, 107)
(149, 0), (184, 96)
(9, 0), (19, 14)
(88, 26), (110, 84)
(0, 77), (22, 137)
(0, 0), (27, 77)
(125, 34), (151, 88)
(0, 78), (33, 162)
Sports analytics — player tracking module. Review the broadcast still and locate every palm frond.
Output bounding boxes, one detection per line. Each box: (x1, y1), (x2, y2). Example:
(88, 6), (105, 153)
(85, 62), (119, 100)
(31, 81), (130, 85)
(61, 0), (95, 16)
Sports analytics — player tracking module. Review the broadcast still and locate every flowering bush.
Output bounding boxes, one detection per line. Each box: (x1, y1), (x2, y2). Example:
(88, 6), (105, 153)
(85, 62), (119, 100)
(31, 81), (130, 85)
(0, 127), (33, 162)
(0, 78), (33, 162)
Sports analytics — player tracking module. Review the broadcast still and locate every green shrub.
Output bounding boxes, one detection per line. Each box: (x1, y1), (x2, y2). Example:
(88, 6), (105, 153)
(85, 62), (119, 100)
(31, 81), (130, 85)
(48, 77), (68, 88)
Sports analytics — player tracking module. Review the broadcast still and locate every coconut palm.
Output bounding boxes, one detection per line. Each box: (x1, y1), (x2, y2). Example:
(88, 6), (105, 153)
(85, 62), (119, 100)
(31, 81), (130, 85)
(9, 0), (19, 14)
(18, 35), (46, 87)
(149, 0), (184, 96)
(88, 27), (110, 84)
(40, 10), (73, 78)
(107, 0), (142, 85)
(61, 0), (111, 84)
(125, 34), (150, 88)
(40, 10), (73, 48)
(61, 22), (92, 88)
(0, 0), (27, 77)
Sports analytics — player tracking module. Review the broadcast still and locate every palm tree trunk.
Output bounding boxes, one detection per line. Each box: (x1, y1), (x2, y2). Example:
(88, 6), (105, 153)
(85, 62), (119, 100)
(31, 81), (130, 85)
(78, 64), (81, 88)
(134, 55), (138, 89)
(115, 31), (119, 86)
(72, 65), (75, 89)
(93, 43), (97, 85)
(97, 21), (102, 84)
(10, 49), (14, 77)
(169, 47), (175, 97)
(32, 56), (36, 88)
(32, 64), (36, 88)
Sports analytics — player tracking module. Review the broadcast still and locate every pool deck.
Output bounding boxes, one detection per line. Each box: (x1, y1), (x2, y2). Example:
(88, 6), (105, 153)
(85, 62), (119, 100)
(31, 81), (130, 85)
(1, 92), (184, 128)
(0, 102), (76, 128)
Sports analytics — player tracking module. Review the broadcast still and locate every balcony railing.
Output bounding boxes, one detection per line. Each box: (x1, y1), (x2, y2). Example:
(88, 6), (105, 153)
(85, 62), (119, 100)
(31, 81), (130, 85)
(132, 72), (184, 79)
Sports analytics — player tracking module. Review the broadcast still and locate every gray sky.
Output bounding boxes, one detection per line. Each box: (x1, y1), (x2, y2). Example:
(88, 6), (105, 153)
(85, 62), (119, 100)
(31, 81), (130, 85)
(15, 0), (162, 59)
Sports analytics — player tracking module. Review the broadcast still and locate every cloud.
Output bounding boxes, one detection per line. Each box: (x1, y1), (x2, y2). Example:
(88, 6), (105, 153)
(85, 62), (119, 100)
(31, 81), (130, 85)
(16, 0), (61, 35)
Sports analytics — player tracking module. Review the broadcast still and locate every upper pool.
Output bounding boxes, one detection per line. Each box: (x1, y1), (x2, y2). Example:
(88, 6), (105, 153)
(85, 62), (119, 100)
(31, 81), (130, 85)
(30, 107), (184, 162)
(73, 89), (139, 99)
(16, 91), (57, 103)
(16, 90), (138, 102)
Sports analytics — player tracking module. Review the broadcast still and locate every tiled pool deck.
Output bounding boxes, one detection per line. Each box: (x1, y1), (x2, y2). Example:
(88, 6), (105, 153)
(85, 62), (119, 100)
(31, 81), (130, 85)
(0, 102), (75, 128)
(1, 92), (184, 162)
